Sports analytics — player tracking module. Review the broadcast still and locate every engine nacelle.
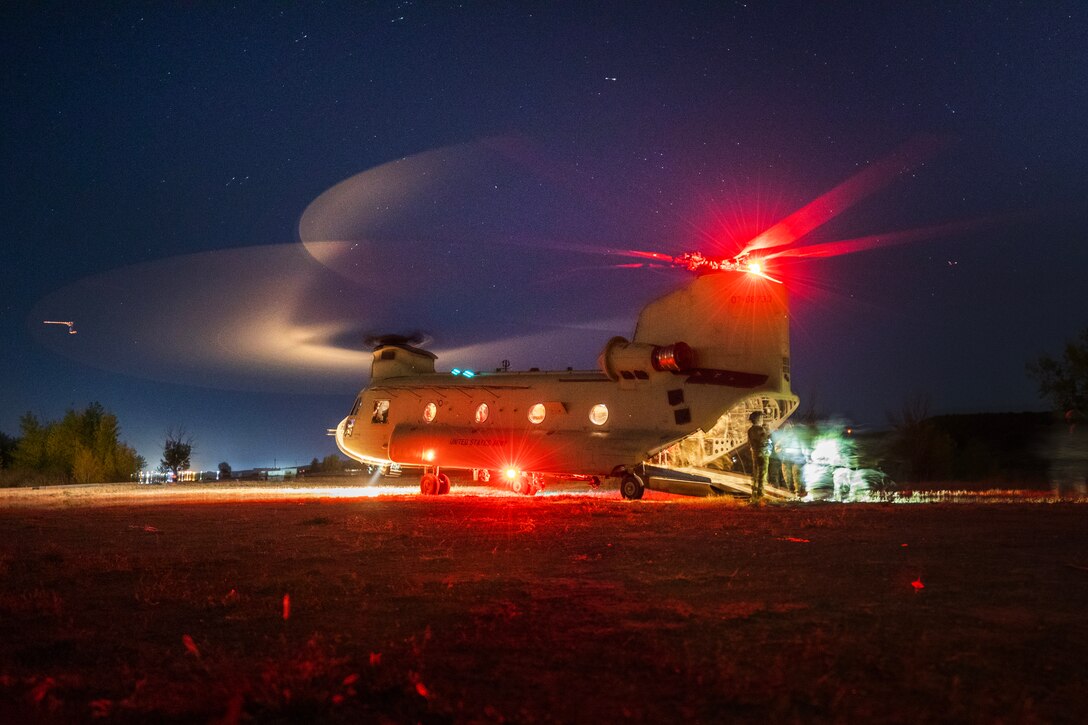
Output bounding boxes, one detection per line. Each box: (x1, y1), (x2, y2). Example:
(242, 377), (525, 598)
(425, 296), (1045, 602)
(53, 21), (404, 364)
(371, 344), (437, 380)
(598, 336), (694, 382)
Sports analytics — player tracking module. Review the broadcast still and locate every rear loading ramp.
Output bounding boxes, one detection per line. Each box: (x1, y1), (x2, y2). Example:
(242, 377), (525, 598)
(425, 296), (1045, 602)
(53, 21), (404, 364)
(643, 465), (792, 500)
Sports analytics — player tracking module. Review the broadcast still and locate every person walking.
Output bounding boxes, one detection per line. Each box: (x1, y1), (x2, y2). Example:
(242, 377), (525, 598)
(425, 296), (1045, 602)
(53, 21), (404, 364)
(775, 424), (807, 499)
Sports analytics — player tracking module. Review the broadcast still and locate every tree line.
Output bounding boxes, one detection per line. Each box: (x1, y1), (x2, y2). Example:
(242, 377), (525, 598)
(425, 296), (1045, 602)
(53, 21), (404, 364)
(1, 329), (1082, 487)
(0, 403), (145, 486)
(834, 328), (1086, 486)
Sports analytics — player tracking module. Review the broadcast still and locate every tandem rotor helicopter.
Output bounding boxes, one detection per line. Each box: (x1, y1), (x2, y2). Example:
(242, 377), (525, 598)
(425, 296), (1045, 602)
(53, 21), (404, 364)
(334, 249), (799, 499)
(331, 136), (963, 498)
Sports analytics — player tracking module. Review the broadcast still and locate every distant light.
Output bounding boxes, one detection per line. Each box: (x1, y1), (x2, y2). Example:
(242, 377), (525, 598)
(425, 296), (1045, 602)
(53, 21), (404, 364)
(462, 369), (475, 378)
(451, 368), (462, 376)
(43, 320), (77, 335)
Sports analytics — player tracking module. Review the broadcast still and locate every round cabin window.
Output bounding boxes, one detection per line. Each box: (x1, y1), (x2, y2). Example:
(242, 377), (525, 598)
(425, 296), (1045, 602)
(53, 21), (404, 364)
(475, 403), (489, 424)
(589, 403), (609, 426)
(528, 403), (546, 425)
(423, 402), (437, 423)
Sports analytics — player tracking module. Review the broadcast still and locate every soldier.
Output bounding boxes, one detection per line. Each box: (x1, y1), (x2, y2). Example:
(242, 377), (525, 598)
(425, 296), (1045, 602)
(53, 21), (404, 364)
(775, 424), (808, 499)
(747, 411), (772, 503)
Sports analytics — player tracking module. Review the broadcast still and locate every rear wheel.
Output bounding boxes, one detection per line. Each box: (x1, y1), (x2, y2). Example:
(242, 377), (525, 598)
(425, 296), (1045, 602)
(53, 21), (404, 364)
(620, 473), (645, 500)
(437, 473), (451, 495)
(420, 473), (439, 496)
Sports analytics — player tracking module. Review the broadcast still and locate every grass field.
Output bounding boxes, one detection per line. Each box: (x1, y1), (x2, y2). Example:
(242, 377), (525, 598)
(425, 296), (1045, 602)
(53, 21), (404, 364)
(1, 478), (1086, 722)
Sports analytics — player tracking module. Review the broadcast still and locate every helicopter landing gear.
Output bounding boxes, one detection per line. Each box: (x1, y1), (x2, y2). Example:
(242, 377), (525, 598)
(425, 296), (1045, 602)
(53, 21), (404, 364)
(420, 467), (451, 496)
(620, 472), (645, 500)
(511, 472), (544, 496)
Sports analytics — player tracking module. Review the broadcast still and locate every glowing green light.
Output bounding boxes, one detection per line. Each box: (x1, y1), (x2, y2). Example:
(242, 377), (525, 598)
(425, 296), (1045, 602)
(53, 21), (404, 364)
(811, 437), (844, 466)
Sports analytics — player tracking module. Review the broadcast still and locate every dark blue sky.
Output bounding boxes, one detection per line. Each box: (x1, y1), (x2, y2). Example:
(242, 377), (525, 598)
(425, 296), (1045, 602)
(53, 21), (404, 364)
(4, 2), (1086, 470)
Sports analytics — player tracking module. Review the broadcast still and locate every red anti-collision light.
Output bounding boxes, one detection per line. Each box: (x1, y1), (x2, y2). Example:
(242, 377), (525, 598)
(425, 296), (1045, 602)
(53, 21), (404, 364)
(652, 341), (694, 372)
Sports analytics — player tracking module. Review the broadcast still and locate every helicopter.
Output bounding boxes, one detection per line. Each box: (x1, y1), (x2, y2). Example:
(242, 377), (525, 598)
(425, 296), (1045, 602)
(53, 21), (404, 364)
(333, 251), (798, 498)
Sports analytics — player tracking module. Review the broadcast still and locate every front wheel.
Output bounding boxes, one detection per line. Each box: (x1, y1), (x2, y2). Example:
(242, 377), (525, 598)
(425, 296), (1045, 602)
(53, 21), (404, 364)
(420, 473), (439, 496)
(620, 473), (645, 500)
(437, 473), (451, 495)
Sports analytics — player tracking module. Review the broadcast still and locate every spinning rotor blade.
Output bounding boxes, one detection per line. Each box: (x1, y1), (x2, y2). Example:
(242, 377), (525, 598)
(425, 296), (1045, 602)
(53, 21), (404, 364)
(738, 135), (952, 258)
(765, 216), (1006, 262)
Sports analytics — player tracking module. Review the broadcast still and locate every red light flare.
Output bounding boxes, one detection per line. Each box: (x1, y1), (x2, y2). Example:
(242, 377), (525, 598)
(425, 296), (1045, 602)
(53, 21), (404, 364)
(690, 176), (799, 260)
(549, 138), (956, 284)
(182, 634), (201, 657)
(518, 135), (990, 296)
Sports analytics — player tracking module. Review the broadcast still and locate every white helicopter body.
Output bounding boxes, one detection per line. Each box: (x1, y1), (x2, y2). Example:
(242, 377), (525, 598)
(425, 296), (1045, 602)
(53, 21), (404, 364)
(335, 266), (797, 497)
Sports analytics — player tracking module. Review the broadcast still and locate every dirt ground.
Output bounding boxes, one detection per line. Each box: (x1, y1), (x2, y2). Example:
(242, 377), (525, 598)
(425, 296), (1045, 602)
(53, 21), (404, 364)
(1, 478), (1086, 723)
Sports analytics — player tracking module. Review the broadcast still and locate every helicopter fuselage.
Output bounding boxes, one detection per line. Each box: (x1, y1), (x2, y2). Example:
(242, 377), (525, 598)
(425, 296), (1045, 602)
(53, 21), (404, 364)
(335, 268), (797, 494)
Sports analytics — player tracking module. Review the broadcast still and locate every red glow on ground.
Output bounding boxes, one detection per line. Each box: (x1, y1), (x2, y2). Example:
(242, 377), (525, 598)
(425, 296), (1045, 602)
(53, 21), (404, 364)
(182, 634), (200, 658)
(283, 593), (291, 621)
(912, 578), (925, 590)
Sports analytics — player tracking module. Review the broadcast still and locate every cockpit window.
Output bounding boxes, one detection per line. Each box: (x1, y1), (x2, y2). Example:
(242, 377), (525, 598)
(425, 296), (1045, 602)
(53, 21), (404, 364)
(349, 397), (362, 417)
(372, 399), (390, 424)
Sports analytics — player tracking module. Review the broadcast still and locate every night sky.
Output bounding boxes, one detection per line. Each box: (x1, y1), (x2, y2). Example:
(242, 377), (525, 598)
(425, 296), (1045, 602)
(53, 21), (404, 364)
(4, 2), (1087, 471)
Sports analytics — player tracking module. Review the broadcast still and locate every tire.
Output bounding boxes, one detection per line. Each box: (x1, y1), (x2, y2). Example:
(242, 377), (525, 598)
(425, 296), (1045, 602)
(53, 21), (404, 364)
(511, 476), (531, 495)
(620, 473), (645, 500)
(420, 473), (439, 496)
(437, 473), (451, 495)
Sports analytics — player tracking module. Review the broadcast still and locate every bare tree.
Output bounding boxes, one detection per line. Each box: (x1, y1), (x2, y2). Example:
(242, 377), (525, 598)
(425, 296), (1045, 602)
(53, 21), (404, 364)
(161, 427), (194, 479)
(885, 394), (953, 483)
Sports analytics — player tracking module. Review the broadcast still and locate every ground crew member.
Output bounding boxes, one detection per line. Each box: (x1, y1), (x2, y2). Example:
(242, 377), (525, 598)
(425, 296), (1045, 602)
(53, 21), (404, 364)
(775, 424), (807, 499)
(747, 411), (771, 503)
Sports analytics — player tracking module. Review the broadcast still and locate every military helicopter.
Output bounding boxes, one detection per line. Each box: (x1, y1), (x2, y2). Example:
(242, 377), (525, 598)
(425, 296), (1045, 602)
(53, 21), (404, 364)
(334, 250), (798, 498)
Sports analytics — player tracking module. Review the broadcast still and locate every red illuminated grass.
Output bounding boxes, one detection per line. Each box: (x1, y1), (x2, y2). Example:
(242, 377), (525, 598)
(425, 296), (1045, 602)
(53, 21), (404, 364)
(0, 480), (1085, 721)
